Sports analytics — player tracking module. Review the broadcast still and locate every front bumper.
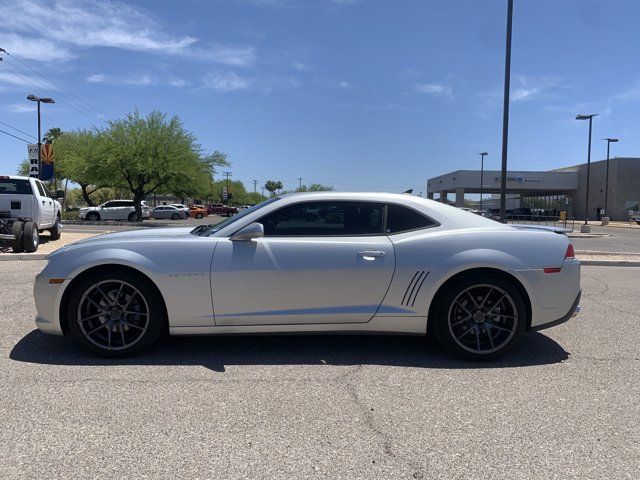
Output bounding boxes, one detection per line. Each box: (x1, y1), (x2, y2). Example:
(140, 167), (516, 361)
(33, 270), (67, 336)
(531, 290), (581, 332)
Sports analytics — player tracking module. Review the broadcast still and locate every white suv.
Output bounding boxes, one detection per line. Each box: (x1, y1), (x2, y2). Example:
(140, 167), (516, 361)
(79, 200), (150, 221)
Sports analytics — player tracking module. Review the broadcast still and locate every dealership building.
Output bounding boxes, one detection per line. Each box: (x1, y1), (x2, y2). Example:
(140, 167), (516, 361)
(426, 157), (640, 220)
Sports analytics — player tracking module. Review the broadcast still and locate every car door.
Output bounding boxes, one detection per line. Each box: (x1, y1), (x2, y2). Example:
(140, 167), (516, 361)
(211, 200), (395, 326)
(100, 201), (115, 220)
(35, 180), (54, 227)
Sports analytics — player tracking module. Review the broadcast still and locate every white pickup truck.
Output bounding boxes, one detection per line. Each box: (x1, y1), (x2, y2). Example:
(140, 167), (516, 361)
(0, 175), (63, 253)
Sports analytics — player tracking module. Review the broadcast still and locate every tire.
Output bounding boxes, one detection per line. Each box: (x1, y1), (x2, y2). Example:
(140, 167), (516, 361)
(128, 212), (136, 222)
(66, 269), (166, 357)
(86, 212), (100, 221)
(22, 221), (39, 253)
(432, 273), (526, 361)
(11, 221), (24, 253)
(49, 216), (62, 240)
(171, 213), (180, 220)
(196, 213), (203, 219)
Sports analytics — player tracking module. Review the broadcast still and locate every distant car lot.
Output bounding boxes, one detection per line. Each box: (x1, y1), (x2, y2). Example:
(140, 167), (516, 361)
(1, 263), (638, 478)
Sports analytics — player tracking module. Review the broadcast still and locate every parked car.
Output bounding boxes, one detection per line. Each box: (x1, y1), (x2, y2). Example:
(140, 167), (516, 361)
(0, 175), (63, 253)
(169, 204), (190, 217)
(629, 211), (640, 225)
(207, 203), (239, 217)
(507, 208), (533, 220)
(79, 200), (150, 221)
(34, 192), (581, 361)
(151, 205), (188, 220)
(189, 205), (208, 219)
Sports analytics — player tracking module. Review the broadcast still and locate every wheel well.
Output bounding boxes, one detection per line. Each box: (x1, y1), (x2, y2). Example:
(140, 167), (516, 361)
(426, 267), (532, 337)
(59, 264), (168, 334)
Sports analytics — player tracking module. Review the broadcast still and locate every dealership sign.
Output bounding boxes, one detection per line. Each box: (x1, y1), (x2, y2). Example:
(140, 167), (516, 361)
(28, 144), (39, 178)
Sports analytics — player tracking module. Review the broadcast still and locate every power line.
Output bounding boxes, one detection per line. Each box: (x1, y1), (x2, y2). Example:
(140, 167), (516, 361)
(0, 120), (36, 140)
(0, 128), (30, 143)
(3, 50), (113, 122)
(0, 52), (111, 125)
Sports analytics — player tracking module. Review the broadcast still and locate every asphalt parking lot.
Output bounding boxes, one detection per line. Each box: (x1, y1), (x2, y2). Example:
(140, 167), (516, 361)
(1, 263), (638, 479)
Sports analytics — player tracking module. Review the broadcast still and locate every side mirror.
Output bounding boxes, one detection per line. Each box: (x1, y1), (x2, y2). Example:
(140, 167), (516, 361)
(230, 222), (264, 242)
(55, 189), (65, 199)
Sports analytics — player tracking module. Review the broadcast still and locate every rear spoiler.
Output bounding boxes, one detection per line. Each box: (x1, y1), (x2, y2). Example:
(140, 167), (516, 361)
(509, 224), (571, 235)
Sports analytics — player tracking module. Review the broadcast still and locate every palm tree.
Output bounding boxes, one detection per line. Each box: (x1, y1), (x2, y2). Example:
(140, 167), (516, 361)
(43, 127), (63, 144)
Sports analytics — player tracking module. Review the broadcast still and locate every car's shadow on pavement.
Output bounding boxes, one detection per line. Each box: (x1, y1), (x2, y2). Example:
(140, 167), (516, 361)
(10, 330), (569, 372)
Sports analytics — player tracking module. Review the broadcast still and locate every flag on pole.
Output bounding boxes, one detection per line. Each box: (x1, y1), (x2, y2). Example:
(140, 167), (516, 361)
(40, 144), (55, 181)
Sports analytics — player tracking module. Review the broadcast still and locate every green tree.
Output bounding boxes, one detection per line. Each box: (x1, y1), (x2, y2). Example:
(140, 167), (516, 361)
(296, 183), (334, 192)
(99, 111), (219, 221)
(264, 180), (283, 197)
(43, 127), (63, 144)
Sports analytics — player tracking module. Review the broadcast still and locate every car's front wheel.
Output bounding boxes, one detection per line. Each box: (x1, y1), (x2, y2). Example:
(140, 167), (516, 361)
(66, 269), (165, 357)
(196, 213), (203, 219)
(433, 273), (526, 361)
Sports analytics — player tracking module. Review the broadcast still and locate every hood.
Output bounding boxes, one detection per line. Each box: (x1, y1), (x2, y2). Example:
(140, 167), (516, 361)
(69, 227), (195, 246)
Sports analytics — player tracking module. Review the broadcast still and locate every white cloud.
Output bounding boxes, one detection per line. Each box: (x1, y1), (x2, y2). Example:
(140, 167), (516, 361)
(338, 80), (350, 89)
(292, 62), (309, 71)
(612, 82), (640, 101)
(510, 75), (563, 102)
(4, 103), (36, 113)
(414, 83), (453, 97)
(0, 72), (35, 89)
(169, 79), (188, 88)
(0, 33), (74, 61)
(0, 0), (256, 65)
(86, 73), (155, 86)
(203, 71), (252, 92)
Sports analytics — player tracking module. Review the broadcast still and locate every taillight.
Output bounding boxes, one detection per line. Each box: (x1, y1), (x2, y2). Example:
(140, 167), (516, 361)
(565, 244), (575, 259)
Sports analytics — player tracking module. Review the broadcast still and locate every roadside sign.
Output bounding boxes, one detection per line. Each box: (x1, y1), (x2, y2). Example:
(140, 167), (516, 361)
(223, 186), (228, 201)
(28, 144), (39, 178)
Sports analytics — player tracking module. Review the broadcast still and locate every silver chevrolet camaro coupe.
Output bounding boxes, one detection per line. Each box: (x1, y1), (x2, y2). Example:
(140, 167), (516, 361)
(34, 192), (581, 360)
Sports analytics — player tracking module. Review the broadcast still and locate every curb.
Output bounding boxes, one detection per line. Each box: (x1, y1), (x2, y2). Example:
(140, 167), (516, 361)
(0, 254), (47, 261)
(567, 233), (613, 238)
(62, 221), (173, 228)
(579, 259), (640, 267)
(576, 250), (640, 256)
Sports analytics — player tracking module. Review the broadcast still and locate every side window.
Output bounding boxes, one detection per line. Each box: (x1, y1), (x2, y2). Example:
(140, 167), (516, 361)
(260, 201), (384, 236)
(35, 181), (46, 197)
(385, 204), (435, 234)
(42, 183), (52, 198)
(103, 201), (114, 208)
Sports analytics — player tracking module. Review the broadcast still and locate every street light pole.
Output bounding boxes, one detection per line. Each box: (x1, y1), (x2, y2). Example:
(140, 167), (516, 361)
(576, 114), (598, 232)
(26, 94), (55, 179)
(499, 0), (514, 222)
(479, 152), (488, 209)
(602, 137), (619, 218)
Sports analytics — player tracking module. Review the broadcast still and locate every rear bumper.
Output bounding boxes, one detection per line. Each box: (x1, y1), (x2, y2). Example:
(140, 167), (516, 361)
(531, 290), (581, 332)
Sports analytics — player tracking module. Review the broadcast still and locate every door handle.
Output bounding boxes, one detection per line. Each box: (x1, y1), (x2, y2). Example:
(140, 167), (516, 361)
(42, 200), (45, 205)
(358, 250), (386, 260)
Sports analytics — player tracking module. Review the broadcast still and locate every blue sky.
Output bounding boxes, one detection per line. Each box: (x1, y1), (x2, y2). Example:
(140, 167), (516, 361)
(1, 0), (639, 194)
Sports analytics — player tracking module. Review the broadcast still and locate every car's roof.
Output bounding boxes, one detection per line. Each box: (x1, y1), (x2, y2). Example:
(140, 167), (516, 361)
(4, 175), (31, 180)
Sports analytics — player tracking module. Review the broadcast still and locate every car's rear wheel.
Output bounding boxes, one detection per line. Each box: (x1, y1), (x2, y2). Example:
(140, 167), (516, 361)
(66, 270), (165, 357)
(11, 221), (24, 253)
(196, 213), (203, 219)
(86, 212), (100, 221)
(128, 212), (136, 222)
(433, 273), (526, 361)
(171, 213), (180, 220)
(22, 221), (39, 253)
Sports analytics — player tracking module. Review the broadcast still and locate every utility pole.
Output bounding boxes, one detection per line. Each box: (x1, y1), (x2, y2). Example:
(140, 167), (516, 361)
(499, 0), (514, 222)
(298, 177), (302, 190)
(253, 179), (258, 194)
(478, 152), (488, 210)
(223, 171), (231, 203)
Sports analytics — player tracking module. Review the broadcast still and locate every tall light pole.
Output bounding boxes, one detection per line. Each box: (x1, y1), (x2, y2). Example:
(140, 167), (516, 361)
(576, 114), (598, 232)
(478, 152), (488, 209)
(253, 179), (258, 195)
(602, 137), (619, 219)
(499, 0), (514, 222)
(26, 94), (55, 179)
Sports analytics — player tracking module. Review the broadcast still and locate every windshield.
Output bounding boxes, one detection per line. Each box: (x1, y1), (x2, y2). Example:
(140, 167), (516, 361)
(191, 197), (281, 236)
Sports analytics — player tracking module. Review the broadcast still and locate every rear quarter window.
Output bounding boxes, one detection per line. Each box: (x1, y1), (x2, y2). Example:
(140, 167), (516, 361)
(385, 204), (436, 234)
